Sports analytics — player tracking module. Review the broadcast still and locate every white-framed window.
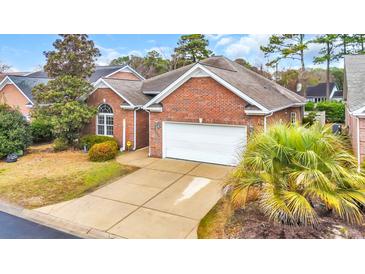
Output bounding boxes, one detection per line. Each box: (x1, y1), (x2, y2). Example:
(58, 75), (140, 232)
(290, 112), (297, 125)
(96, 104), (114, 136)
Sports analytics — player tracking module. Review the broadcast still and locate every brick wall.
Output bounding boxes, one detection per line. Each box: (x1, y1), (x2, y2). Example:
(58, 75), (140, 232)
(107, 71), (140, 80)
(85, 88), (148, 149)
(149, 77), (301, 157)
(149, 77), (302, 157)
(346, 109), (365, 161)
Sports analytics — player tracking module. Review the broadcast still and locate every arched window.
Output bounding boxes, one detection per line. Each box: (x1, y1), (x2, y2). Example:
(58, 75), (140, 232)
(97, 104), (114, 136)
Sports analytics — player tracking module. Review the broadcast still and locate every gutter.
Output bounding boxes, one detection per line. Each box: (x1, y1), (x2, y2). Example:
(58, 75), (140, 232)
(133, 109), (137, 150)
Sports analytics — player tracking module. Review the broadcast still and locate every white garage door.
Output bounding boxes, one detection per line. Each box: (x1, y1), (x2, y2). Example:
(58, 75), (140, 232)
(163, 122), (247, 166)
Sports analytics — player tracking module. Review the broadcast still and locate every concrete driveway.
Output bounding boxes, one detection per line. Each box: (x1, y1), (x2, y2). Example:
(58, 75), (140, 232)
(33, 148), (233, 239)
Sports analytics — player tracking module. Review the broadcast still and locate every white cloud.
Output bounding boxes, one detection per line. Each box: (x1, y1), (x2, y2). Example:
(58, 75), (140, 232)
(206, 34), (226, 40)
(223, 34), (271, 66)
(215, 37), (235, 48)
(96, 45), (143, 65)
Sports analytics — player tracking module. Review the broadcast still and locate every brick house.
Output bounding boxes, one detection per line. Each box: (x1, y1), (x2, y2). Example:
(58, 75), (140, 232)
(0, 65), (143, 118)
(0, 57), (306, 164)
(344, 55), (365, 170)
(143, 56), (305, 165)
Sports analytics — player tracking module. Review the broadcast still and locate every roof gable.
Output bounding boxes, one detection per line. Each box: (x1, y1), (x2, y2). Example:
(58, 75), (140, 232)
(143, 57), (305, 112)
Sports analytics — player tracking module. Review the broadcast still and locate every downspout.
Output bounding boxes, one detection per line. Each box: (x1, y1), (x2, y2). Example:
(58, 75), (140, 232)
(133, 108), (137, 150)
(263, 112), (273, 133)
(145, 109), (151, 156)
(356, 116), (361, 172)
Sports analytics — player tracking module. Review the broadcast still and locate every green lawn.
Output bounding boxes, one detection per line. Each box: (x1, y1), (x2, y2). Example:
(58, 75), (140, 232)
(0, 144), (137, 208)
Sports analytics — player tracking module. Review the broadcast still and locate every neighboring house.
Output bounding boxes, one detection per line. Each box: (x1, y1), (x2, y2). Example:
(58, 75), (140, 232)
(306, 82), (342, 102)
(142, 56), (305, 165)
(0, 65), (143, 118)
(0, 75), (49, 120)
(344, 55), (365, 169)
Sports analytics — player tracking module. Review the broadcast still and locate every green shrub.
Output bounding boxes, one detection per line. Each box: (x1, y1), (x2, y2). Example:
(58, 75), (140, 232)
(79, 134), (118, 150)
(305, 101), (315, 111)
(30, 118), (53, 143)
(88, 141), (118, 162)
(316, 101), (345, 123)
(0, 104), (32, 158)
(53, 138), (69, 152)
(302, 111), (317, 126)
(225, 123), (365, 226)
(103, 140), (119, 152)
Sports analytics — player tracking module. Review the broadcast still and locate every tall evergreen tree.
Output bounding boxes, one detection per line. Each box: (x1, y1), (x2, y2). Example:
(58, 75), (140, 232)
(260, 34), (308, 71)
(174, 34), (212, 67)
(312, 34), (339, 100)
(33, 35), (100, 147)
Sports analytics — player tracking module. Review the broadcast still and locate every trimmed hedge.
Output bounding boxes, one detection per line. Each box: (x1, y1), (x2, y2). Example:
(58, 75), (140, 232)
(88, 141), (118, 162)
(30, 118), (53, 143)
(79, 134), (119, 150)
(316, 101), (345, 123)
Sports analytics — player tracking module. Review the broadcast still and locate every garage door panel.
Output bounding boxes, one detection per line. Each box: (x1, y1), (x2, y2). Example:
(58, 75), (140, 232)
(163, 122), (246, 166)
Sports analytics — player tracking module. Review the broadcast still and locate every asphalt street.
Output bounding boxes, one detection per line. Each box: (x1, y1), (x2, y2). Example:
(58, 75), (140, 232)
(0, 211), (80, 239)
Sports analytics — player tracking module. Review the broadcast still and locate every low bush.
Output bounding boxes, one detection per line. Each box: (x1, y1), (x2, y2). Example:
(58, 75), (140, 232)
(0, 104), (32, 158)
(302, 111), (317, 126)
(53, 138), (69, 152)
(30, 118), (53, 143)
(315, 101), (345, 123)
(305, 101), (315, 111)
(79, 134), (118, 150)
(88, 141), (118, 162)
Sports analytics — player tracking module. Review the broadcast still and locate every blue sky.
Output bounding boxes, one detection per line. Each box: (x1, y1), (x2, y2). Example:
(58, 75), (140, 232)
(0, 34), (342, 72)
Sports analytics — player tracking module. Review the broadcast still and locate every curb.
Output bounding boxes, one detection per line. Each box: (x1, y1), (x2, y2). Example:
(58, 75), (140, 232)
(0, 200), (121, 239)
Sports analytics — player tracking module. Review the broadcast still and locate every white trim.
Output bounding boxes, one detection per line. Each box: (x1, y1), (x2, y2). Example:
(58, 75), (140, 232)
(290, 111), (297, 125)
(122, 119), (126, 151)
(121, 105), (136, 110)
(0, 76), (34, 105)
(105, 65), (145, 80)
(147, 110), (151, 157)
(133, 109), (137, 150)
(92, 79), (135, 107)
(352, 105), (365, 116)
(96, 104), (114, 137)
(245, 110), (268, 115)
(329, 85), (338, 99)
(145, 106), (163, 112)
(264, 112), (273, 132)
(143, 91), (161, 95)
(143, 63), (269, 112)
(162, 121), (166, 158)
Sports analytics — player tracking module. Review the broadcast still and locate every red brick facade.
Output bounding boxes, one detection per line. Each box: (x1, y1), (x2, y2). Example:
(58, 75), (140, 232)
(84, 88), (148, 150)
(149, 77), (302, 157)
(107, 71), (140, 80)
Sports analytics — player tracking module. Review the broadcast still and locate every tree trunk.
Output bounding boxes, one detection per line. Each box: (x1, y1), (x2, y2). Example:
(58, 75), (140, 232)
(326, 42), (330, 100)
(300, 34), (305, 71)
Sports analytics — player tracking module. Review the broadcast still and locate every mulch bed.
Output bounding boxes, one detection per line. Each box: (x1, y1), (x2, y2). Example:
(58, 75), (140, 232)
(224, 202), (365, 239)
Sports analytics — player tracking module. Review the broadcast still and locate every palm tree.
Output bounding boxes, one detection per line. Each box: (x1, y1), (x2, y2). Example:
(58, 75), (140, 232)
(225, 123), (365, 226)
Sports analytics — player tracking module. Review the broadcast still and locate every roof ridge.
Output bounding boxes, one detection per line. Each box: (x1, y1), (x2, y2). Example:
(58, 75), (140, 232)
(8, 75), (52, 80)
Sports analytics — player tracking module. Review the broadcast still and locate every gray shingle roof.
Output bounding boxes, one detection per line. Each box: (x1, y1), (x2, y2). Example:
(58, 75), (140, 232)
(27, 65), (131, 83)
(102, 78), (151, 106)
(8, 75), (50, 103)
(143, 56), (305, 111)
(306, 82), (336, 97)
(345, 55), (365, 112)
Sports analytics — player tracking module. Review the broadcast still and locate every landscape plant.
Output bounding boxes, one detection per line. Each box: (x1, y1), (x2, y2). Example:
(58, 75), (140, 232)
(225, 123), (365, 226)
(0, 104), (31, 158)
(33, 35), (100, 148)
(79, 134), (118, 150)
(88, 141), (119, 162)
